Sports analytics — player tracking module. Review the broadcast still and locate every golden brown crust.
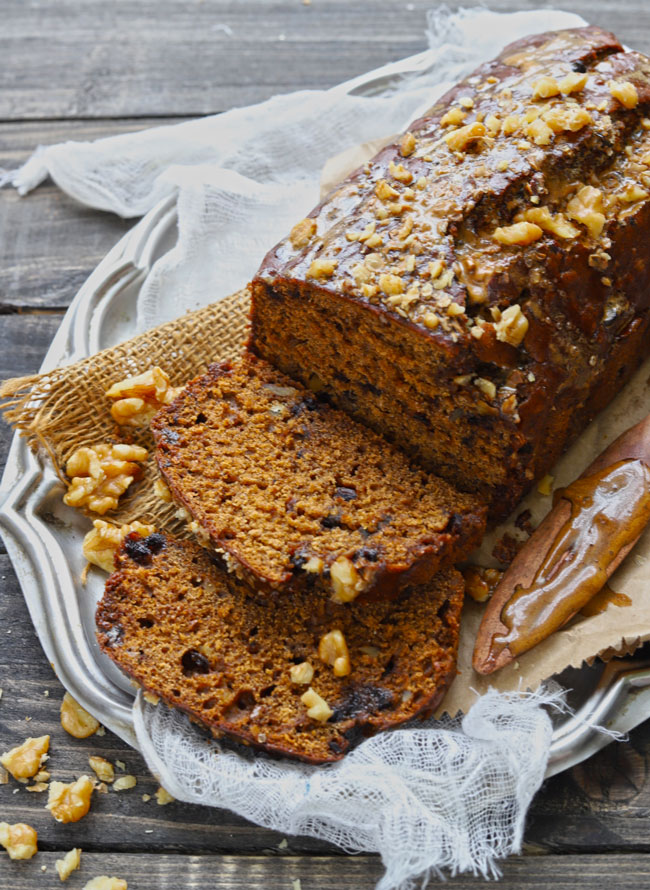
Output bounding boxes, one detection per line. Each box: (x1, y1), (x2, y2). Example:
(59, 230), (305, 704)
(96, 533), (463, 763)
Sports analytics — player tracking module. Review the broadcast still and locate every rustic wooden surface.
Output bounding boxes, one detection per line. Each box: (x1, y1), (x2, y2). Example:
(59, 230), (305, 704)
(3, 1), (650, 887)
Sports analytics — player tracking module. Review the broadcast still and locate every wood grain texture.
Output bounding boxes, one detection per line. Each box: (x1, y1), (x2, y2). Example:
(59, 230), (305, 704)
(1, 0), (649, 120)
(4, 852), (650, 890)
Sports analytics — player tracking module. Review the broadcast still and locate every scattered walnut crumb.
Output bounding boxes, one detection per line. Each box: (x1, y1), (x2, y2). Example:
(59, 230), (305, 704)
(318, 629), (351, 677)
(620, 185), (648, 203)
(307, 257), (337, 279)
(400, 132), (416, 157)
(609, 80), (638, 109)
(106, 367), (181, 428)
(0, 822), (38, 859)
(519, 206), (579, 239)
(474, 378), (496, 400)
(47, 776), (94, 823)
(153, 477), (173, 503)
(440, 107), (466, 127)
(83, 878), (128, 890)
(542, 104), (591, 133)
(444, 121), (486, 153)
(493, 304), (529, 347)
(0, 734), (49, 780)
(537, 474), (554, 496)
(61, 693), (100, 739)
(559, 71), (588, 94)
(155, 785), (174, 806)
(375, 179), (399, 201)
(63, 443), (148, 515)
(389, 161), (413, 184)
(462, 565), (503, 603)
(89, 756), (115, 784)
(289, 662), (314, 685)
(493, 222), (543, 246)
(113, 775), (137, 792)
(378, 273), (404, 296)
(531, 76), (560, 99)
(566, 185), (606, 238)
(56, 848), (82, 882)
(142, 793), (151, 802)
(524, 118), (553, 146)
(289, 217), (317, 249)
(301, 688), (333, 723)
(115, 760), (126, 771)
(0, 767), (8, 785)
(329, 556), (362, 603)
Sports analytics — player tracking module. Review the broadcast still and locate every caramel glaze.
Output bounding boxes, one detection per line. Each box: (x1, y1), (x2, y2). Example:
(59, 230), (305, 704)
(491, 459), (650, 660)
(580, 583), (632, 617)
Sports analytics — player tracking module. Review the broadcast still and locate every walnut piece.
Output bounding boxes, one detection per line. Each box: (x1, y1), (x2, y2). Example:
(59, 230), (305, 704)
(492, 222), (543, 246)
(0, 734), (49, 780)
(47, 776), (94, 823)
(389, 161), (413, 184)
(375, 179), (399, 201)
(307, 258), (337, 279)
(83, 879), (128, 890)
(113, 775), (137, 792)
(524, 118), (553, 146)
(63, 443), (148, 515)
(494, 304), (529, 347)
(83, 519), (155, 573)
(444, 122), (487, 153)
(609, 80), (639, 109)
(378, 273), (405, 296)
(106, 367), (181, 428)
(519, 206), (580, 239)
(542, 104), (592, 133)
(56, 848), (82, 882)
(400, 132), (416, 157)
(301, 688), (333, 722)
(440, 107), (466, 127)
(88, 756), (115, 784)
(289, 661), (314, 684)
(0, 822), (38, 860)
(318, 630), (351, 677)
(60, 692), (100, 739)
(559, 72), (588, 94)
(531, 76), (560, 98)
(329, 556), (362, 603)
(462, 566), (503, 603)
(289, 217), (317, 249)
(566, 185), (606, 238)
(155, 785), (174, 805)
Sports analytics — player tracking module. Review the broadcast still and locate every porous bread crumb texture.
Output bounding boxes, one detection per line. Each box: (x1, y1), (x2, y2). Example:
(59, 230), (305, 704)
(251, 26), (650, 517)
(151, 356), (485, 602)
(96, 533), (464, 764)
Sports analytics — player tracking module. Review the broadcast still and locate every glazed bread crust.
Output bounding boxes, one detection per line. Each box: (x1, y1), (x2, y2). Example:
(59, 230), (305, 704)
(251, 26), (650, 517)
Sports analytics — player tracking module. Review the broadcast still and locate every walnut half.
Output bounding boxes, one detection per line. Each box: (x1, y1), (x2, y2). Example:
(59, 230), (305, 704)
(63, 443), (148, 515)
(106, 367), (182, 428)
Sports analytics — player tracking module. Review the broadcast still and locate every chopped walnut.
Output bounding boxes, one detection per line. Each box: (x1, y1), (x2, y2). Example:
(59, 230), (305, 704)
(375, 179), (399, 201)
(474, 378), (496, 400)
(83, 879), (128, 890)
(60, 692), (100, 739)
(378, 273), (404, 296)
(289, 662), (314, 685)
(389, 161), (413, 184)
(566, 185), (606, 238)
(462, 566), (503, 603)
(494, 304), (529, 347)
(63, 443), (148, 514)
(492, 222), (543, 246)
(318, 630), (351, 677)
(501, 114), (521, 135)
(531, 76), (560, 99)
(56, 848), (82, 882)
(88, 756), (115, 784)
(155, 785), (174, 806)
(440, 107), (466, 127)
(301, 688), (333, 722)
(609, 80), (638, 109)
(83, 519), (156, 573)
(400, 132), (416, 157)
(47, 776), (94, 823)
(106, 367), (181, 428)
(542, 104), (592, 133)
(537, 474), (554, 496)
(113, 775), (137, 791)
(559, 72), (588, 94)
(0, 735), (49, 780)
(519, 206), (580, 239)
(307, 258), (337, 279)
(330, 556), (362, 603)
(444, 122), (487, 153)
(289, 217), (317, 249)
(620, 185), (648, 203)
(524, 118), (554, 146)
(0, 822), (38, 860)
(422, 311), (440, 330)
(485, 114), (501, 136)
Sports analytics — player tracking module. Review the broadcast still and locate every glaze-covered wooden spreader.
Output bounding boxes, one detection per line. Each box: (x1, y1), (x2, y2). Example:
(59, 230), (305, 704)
(473, 414), (650, 674)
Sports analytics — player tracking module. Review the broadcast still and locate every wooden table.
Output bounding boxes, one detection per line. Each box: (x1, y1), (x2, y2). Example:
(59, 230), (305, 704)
(2, 1), (650, 887)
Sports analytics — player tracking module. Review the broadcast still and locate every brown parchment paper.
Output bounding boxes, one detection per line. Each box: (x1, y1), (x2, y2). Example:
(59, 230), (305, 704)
(2, 142), (650, 720)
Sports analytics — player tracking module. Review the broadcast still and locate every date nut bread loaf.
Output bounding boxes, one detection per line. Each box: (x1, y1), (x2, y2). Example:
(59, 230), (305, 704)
(251, 26), (650, 517)
(96, 533), (464, 763)
(150, 355), (485, 603)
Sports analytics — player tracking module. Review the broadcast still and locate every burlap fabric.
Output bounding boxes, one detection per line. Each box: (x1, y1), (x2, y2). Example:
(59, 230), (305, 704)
(0, 288), (250, 532)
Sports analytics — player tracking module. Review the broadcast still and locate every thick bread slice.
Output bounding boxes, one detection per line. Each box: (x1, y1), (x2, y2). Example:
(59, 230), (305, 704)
(96, 533), (463, 764)
(150, 355), (485, 603)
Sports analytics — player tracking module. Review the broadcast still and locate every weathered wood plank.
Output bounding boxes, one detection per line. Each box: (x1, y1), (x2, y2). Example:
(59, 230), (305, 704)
(3, 851), (650, 889)
(1, 0), (649, 120)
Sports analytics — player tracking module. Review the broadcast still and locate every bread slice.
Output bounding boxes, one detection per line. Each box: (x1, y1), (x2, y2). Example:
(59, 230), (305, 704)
(96, 532), (463, 763)
(150, 355), (485, 603)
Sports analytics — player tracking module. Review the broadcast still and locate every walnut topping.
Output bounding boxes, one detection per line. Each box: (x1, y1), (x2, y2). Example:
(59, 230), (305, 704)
(400, 132), (416, 157)
(318, 630), (351, 677)
(63, 443), (148, 514)
(0, 735), (49, 780)
(56, 848), (82, 882)
(519, 206), (579, 239)
(289, 217), (317, 249)
(542, 104), (592, 133)
(458, 95), (474, 109)
(494, 304), (529, 347)
(537, 474), (554, 496)
(389, 161), (413, 184)
(524, 118), (553, 146)
(301, 688), (333, 722)
(307, 258), (337, 279)
(440, 107), (466, 127)
(485, 114), (501, 135)
(89, 756), (115, 784)
(566, 185), (606, 238)
(620, 185), (648, 203)
(492, 222), (543, 246)
(61, 693), (100, 739)
(47, 776), (94, 823)
(0, 822), (38, 860)
(302, 555), (324, 574)
(83, 519), (155, 573)
(444, 122), (487, 153)
(330, 555), (362, 603)
(532, 76), (560, 99)
(609, 80), (639, 109)
(83, 879), (128, 890)
(378, 273), (404, 296)
(375, 179), (399, 201)
(422, 311), (440, 330)
(474, 378), (496, 400)
(433, 269), (454, 290)
(502, 114), (521, 135)
(462, 565), (503, 603)
(496, 159), (509, 172)
(106, 367), (180, 428)
(113, 775), (137, 792)
(559, 72), (588, 94)
(289, 662), (314, 685)
(415, 176), (427, 190)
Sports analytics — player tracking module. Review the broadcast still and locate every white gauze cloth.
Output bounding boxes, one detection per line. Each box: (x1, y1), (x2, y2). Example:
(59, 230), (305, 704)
(2, 7), (590, 885)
